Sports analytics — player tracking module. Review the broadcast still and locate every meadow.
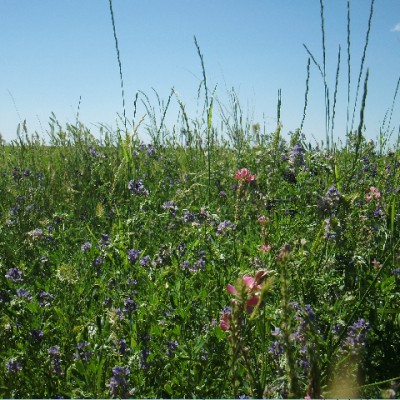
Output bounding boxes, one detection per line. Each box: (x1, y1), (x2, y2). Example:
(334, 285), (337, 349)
(1, 1), (400, 398)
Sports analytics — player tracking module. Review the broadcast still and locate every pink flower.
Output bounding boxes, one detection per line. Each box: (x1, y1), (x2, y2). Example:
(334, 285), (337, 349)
(234, 168), (256, 182)
(235, 168), (250, 180)
(365, 186), (381, 202)
(225, 271), (267, 312)
(258, 215), (267, 224)
(226, 284), (238, 295)
(220, 317), (230, 331)
(259, 244), (272, 254)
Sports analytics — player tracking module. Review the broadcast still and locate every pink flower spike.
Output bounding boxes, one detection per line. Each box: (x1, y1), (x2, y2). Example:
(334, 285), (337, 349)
(226, 284), (238, 295)
(220, 319), (230, 331)
(235, 168), (249, 180)
(245, 173), (256, 182)
(259, 244), (271, 254)
(255, 269), (267, 283)
(258, 215), (267, 224)
(247, 295), (259, 307)
(242, 275), (255, 290)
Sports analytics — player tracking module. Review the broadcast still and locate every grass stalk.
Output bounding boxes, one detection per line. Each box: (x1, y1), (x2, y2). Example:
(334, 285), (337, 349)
(108, 0), (127, 133)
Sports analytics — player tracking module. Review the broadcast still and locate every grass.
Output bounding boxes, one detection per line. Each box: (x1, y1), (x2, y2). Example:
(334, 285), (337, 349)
(0, 0), (400, 398)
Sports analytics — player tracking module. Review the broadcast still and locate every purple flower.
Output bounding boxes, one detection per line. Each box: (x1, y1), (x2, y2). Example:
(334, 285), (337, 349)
(81, 241), (92, 252)
(38, 290), (54, 307)
(337, 318), (370, 355)
(139, 255), (150, 266)
(92, 256), (104, 268)
(100, 234), (111, 247)
(123, 298), (138, 313)
(107, 366), (130, 397)
(5, 267), (23, 282)
(48, 346), (63, 376)
(114, 339), (130, 357)
(216, 220), (236, 236)
(162, 200), (178, 215)
(128, 179), (149, 196)
(166, 340), (178, 357)
(127, 248), (141, 264)
(75, 342), (92, 362)
(182, 210), (195, 223)
(16, 287), (32, 300)
(289, 143), (305, 166)
(31, 329), (44, 342)
(6, 359), (22, 373)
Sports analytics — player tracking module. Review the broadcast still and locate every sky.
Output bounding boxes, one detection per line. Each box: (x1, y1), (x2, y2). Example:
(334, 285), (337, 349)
(1, 0), (399, 146)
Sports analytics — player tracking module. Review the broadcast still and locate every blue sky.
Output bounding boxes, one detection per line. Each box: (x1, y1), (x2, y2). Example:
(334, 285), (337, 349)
(1, 0), (399, 145)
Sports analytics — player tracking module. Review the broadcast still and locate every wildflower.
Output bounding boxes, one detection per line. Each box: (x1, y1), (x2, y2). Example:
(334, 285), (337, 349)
(123, 298), (138, 313)
(235, 168), (256, 182)
(16, 288), (32, 300)
(106, 366), (130, 397)
(259, 244), (272, 254)
(92, 256), (104, 270)
(216, 220), (236, 236)
(225, 270), (268, 316)
(336, 318), (369, 356)
(139, 348), (151, 370)
(38, 290), (54, 307)
(6, 359), (22, 373)
(31, 329), (44, 343)
(139, 255), (150, 266)
(100, 234), (111, 247)
(258, 215), (268, 224)
(289, 143), (305, 166)
(219, 306), (232, 331)
(81, 241), (92, 252)
(48, 346), (64, 376)
(365, 186), (381, 202)
(127, 248), (141, 264)
(5, 267), (23, 282)
(318, 186), (342, 213)
(162, 200), (178, 215)
(128, 179), (149, 196)
(166, 340), (178, 357)
(74, 342), (92, 363)
(114, 339), (130, 357)
(182, 209), (195, 223)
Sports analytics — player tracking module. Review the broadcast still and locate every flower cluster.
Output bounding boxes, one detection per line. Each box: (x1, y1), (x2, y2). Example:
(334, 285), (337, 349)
(106, 366), (130, 397)
(234, 168), (256, 182)
(220, 270), (268, 331)
(128, 179), (149, 196)
(335, 318), (370, 356)
(127, 248), (141, 264)
(6, 359), (22, 374)
(5, 267), (23, 282)
(74, 341), (92, 363)
(365, 186), (381, 202)
(48, 346), (63, 376)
